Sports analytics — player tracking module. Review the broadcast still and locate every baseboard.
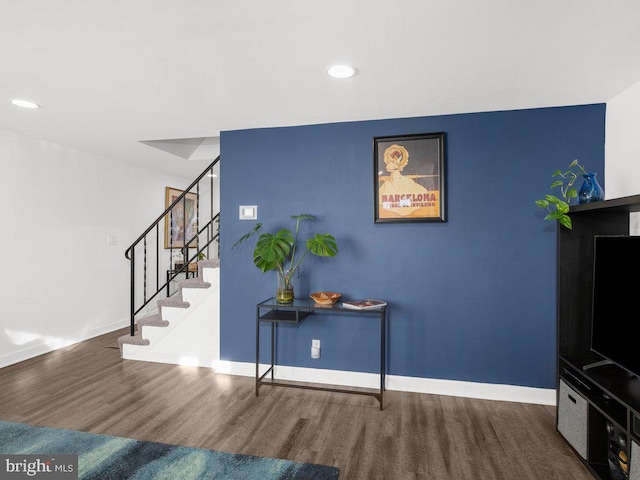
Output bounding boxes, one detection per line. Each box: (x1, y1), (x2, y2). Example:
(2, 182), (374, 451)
(122, 349), (218, 369)
(386, 374), (556, 405)
(0, 318), (129, 370)
(2, 327), (555, 406)
(215, 360), (556, 406)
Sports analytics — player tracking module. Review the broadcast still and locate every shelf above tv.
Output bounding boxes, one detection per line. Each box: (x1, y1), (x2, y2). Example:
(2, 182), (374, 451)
(570, 193), (640, 214)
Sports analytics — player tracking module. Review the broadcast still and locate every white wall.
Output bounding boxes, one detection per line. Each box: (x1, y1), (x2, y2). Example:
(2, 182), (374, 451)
(605, 79), (640, 199)
(605, 79), (640, 232)
(0, 128), (197, 368)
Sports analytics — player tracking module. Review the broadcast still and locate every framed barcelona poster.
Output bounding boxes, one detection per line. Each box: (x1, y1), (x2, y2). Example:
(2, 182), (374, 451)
(374, 132), (446, 223)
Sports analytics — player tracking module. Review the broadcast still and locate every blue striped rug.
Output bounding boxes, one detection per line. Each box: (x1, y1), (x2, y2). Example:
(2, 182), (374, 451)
(0, 421), (338, 479)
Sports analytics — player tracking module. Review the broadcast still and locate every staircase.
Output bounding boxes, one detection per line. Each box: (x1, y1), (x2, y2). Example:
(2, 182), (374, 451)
(118, 258), (219, 366)
(118, 157), (220, 366)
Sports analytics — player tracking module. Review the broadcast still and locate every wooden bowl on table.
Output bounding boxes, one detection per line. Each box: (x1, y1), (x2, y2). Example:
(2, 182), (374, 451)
(310, 292), (341, 305)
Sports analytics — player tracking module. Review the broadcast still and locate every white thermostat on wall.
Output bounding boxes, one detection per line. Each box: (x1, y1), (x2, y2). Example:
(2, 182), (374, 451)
(239, 205), (257, 220)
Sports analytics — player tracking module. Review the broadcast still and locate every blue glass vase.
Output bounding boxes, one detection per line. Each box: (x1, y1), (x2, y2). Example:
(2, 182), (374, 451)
(578, 172), (604, 205)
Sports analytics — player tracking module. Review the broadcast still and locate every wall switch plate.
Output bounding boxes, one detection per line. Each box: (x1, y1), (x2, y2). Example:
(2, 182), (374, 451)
(107, 235), (118, 246)
(239, 205), (257, 220)
(311, 339), (320, 359)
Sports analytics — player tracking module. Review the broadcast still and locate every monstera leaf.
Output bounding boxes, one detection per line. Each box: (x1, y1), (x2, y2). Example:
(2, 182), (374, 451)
(306, 234), (338, 257)
(253, 229), (294, 272)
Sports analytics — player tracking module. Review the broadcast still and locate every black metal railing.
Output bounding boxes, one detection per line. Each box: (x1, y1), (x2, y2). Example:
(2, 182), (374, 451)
(124, 156), (220, 336)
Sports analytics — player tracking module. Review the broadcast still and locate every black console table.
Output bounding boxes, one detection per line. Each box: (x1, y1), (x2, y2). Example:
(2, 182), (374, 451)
(255, 297), (387, 410)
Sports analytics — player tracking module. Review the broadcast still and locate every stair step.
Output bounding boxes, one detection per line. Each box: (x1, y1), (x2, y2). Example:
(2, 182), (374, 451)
(178, 278), (211, 291)
(157, 297), (190, 309)
(137, 313), (169, 328)
(198, 258), (219, 277)
(117, 332), (150, 347)
(198, 258), (219, 269)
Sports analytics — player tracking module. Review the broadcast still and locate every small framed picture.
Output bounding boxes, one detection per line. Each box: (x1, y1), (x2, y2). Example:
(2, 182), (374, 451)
(164, 186), (198, 249)
(374, 132), (446, 223)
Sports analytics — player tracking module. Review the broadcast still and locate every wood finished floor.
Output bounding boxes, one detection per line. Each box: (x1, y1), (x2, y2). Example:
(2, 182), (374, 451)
(0, 328), (593, 480)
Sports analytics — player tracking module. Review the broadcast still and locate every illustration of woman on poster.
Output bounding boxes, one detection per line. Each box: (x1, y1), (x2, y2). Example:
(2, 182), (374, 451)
(378, 143), (440, 219)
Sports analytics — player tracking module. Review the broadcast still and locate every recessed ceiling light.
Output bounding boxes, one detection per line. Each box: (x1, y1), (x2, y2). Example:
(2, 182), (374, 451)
(10, 99), (40, 109)
(327, 65), (357, 79)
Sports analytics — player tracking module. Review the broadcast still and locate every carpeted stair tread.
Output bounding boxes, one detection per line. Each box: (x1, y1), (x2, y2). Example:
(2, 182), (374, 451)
(198, 258), (219, 277)
(178, 278), (211, 290)
(117, 332), (150, 347)
(136, 313), (169, 327)
(157, 297), (190, 309)
(198, 258), (219, 269)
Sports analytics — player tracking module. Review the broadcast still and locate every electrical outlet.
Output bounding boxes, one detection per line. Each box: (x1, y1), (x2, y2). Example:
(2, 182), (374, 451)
(312, 339), (320, 348)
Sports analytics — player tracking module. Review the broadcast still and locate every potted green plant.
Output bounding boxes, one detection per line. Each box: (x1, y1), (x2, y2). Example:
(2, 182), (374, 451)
(535, 159), (595, 230)
(233, 214), (338, 303)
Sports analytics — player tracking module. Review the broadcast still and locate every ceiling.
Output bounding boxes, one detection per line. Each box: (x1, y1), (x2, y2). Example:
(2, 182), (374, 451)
(1, 0), (639, 177)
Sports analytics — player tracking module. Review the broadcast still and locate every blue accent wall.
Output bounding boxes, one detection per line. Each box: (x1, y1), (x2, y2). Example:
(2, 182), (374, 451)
(220, 104), (605, 389)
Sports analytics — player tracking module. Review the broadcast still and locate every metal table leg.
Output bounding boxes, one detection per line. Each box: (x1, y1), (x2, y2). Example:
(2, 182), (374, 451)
(380, 306), (386, 410)
(271, 322), (275, 380)
(255, 305), (260, 396)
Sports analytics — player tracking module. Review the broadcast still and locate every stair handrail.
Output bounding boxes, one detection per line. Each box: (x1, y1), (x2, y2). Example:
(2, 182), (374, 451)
(125, 215), (219, 324)
(155, 214), (220, 292)
(125, 156), (220, 261)
(124, 156), (220, 336)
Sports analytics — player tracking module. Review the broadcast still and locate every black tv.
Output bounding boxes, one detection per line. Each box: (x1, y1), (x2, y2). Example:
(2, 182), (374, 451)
(589, 235), (640, 378)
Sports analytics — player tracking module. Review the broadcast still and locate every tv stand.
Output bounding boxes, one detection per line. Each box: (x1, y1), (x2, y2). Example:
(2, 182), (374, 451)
(559, 355), (640, 479)
(557, 194), (640, 480)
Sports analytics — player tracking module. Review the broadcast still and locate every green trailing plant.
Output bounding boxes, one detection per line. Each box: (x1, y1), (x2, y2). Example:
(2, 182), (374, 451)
(535, 159), (588, 230)
(232, 214), (338, 300)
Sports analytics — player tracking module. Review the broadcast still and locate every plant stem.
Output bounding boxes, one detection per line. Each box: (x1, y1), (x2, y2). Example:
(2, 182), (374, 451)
(290, 217), (301, 271)
(289, 250), (309, 279)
